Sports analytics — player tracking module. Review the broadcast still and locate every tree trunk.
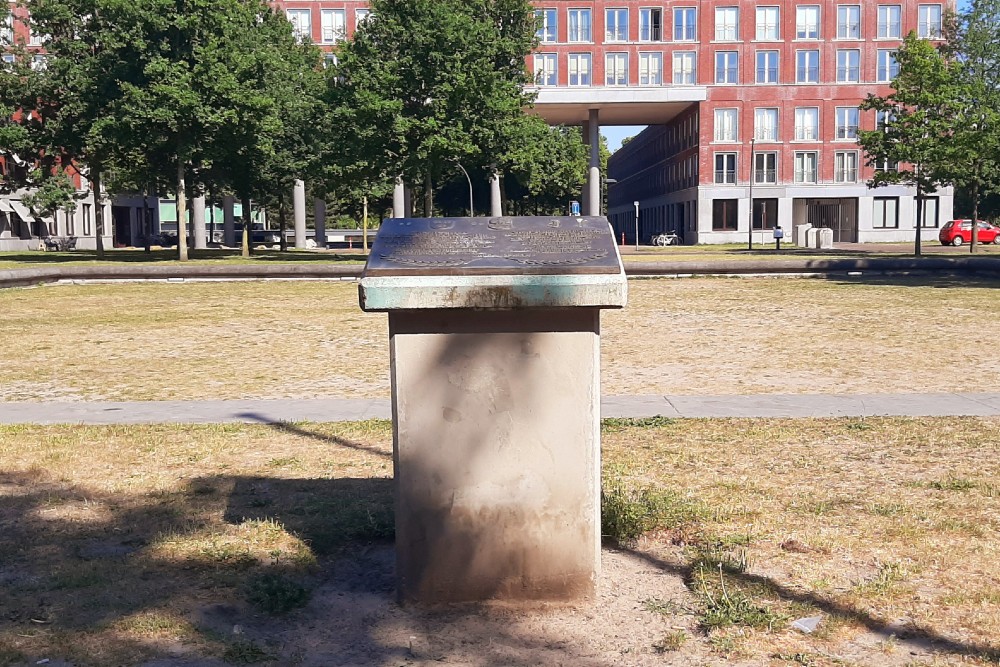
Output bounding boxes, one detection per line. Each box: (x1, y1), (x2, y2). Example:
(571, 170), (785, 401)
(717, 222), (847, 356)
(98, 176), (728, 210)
(278, 195), (287, 252)
(970, 172), (980, 255)
(423, 171), (433, 217)
(914, 180), (923, 258)
(90, 170), (105, 259)
(176, 158), (188, 262)
(142, 190), (151, 254)
(362, 195), (369, 252)
(241, 195), (252, 257)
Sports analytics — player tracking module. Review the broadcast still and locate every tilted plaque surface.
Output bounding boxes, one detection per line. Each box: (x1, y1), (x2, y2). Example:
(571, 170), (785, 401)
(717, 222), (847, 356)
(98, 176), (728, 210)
(363, 217), (621, 276)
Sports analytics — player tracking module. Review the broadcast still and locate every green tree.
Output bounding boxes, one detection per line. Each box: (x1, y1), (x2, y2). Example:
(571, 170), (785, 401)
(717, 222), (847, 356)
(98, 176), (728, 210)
(942, 0), (1000, 251)
(332, 0), (537, 216)
(858, 33), (959, 256)
(505, 123), (587, 215)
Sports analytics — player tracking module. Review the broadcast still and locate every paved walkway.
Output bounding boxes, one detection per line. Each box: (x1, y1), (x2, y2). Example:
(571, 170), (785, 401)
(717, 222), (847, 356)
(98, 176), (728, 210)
(1, 392), (998, 425)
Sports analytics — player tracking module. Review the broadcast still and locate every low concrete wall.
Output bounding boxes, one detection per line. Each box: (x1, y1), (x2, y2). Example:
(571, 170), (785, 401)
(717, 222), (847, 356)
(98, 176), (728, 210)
(2, 256), (999, 290)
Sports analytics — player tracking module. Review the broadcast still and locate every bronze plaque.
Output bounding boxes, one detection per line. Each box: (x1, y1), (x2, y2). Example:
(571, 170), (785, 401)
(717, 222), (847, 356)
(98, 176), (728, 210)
(363, 217), (621, 276)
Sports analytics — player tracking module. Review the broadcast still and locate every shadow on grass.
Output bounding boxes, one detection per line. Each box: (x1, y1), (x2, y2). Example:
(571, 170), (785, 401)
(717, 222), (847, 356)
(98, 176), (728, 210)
(824, 274), (1000, 289)
(0, 249), (367, 266)
(236, 415), (392, 460)
(617, 546), (1000, 663)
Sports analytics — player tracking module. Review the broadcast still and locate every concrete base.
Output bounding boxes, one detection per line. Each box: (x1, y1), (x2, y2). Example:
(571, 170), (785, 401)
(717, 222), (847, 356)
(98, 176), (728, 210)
(389, 308), (601, 603)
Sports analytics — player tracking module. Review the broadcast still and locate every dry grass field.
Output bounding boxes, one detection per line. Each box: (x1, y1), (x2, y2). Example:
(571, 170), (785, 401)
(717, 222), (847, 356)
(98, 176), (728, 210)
(1, 417), (999, 666)
(1, 276), (998, 402)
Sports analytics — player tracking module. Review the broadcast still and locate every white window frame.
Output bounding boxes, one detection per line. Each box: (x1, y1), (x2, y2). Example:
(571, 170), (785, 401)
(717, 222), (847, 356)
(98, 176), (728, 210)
(835, 151), (859, 182)
(794, 152), (818, 183)
(794, 107), (819, 141)
(877, 49), (898, 82)
(567, 8), (592, 42)
(835, 107), (859, 140)
(638, 7), (663, 41)
(795, 6), (820, 39)
(535, 9), (557, 43)
(715, 51), (738, 84)
(714, 108), (738, 142)
(754, 108), (779, 142)
(606, 52), (628, 86)
(756, 50), (778, 83)
(715, 7), (739, 41)
(714, 153), (737, 184)
(320, 9), (346, 44)
(836, 49), (860, 82)
(673, 7), (696, 41)
(605, 8), (628, 42)
(877, 5), (901, 39)
(286, 9), (311, 42)
(873, 197), (899, 228)
(1, 12), (12, 43)
(568, 52), (592, 86)
(837, 5), (861, 39)
(796, 49), (819, 83)
(640, 51), (663, 85)
(354, 9), (370, 26)
(533, 53), (557, 86)
(918, 4), (942, 38)
(756, 6), (780, 40)
(754, 152), (778, 184)
(671, 51), (695, 84)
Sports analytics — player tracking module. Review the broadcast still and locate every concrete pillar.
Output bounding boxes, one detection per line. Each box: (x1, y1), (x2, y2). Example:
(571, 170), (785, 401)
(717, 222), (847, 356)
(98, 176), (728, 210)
(393, 178), (405, 218)
(223, 195), (235, 247)
(293, 179), (306, 249)
(192, 195), (207, 249)
(314, 197), (327, 249)
(489, 170), (503, 217)
(587, 109), (601, 217)
(404, 187), (413, 217)
(581, 120), (591, 215)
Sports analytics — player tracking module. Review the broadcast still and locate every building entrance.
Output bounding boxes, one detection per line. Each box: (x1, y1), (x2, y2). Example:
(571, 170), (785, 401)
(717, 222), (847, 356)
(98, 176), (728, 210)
(807, 198), (858, 243)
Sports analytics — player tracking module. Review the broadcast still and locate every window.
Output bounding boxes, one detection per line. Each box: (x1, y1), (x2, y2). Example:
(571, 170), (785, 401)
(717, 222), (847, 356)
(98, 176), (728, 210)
(28, 22), (43, 46)
(66, 209), (75, 235)
(754, 152), (777, 183)
(713, 199), (739, 230)
(837, 5), (861, 38)
(796, 50), (819, 83)
(918, 4), (942, 38)
(756, 51), (778, 83)
(796, 6), (820, 39)
(920, 197), (939, 227)
(753, 198), (778, 229)
(715, 51), (738, 84)
(873, 197), (899, 228)
(606, 52), (628, 86)
(1, 12), (11, 43)
(639, 8), (663, 41)
(715, 7), (738, 41)
(673, 7), (696, 41)
(320, 10), (346, 43)
(606, 8), (628, 41)
(714, 108), (738, 141)
(876, 110), (895, 130)
(568, 53), (591, 85)
(836, 49), (860, 82)
(286, 9), (311, 42)
(535, 9), (557, 42)
(715, 153), (737, 184)
(30, 53), (45, 70)
(756, 6), (779, 40)
(355, 9), (370, 27)
(835, 107), (859, 139)
(878, 5), (901, 38)
(534, 53), (557, 85)
(794, 152), (818, 183)
(877, 49), (898, 81)
(672, 51), (695, 84)
(875, 158), (899, 172)
(834, 151), (858, 182)
(641, 52), (664, 84)
(324, 53), (337, 68)
(568, 8), (591, 42)
(794, 107), (819, 140)
(83, 203), (92, 235)
(754, 108), (779, 141)
(2, 54), (13, 65)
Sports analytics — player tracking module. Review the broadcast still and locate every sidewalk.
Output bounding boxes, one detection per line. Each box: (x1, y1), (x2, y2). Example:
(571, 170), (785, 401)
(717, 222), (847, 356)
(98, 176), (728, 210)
(1, 392), (998, 425)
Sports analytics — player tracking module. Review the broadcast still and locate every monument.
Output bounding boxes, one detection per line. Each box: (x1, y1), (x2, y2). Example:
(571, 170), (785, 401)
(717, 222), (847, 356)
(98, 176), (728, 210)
(359, 216), (627, 603)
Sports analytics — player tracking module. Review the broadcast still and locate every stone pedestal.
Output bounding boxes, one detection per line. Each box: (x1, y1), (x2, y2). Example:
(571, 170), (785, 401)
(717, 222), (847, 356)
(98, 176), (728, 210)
(360, 216), (626, 604)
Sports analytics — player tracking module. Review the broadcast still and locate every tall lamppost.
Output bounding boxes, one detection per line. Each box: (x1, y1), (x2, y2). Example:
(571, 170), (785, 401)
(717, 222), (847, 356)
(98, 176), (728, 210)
(748, 137), (756, 251)
(453, 161), (474, 217)
(633, 200), (640, 251)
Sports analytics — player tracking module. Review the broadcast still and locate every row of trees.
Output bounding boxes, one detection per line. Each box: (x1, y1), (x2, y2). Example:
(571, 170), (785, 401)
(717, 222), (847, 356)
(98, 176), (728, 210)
(858, 0), (1000, 254)
(0, 0), (590, 259)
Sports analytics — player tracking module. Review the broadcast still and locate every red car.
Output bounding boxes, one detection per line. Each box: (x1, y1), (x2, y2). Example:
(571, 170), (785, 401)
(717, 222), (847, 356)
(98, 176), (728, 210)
(939, 219), (1000, 246)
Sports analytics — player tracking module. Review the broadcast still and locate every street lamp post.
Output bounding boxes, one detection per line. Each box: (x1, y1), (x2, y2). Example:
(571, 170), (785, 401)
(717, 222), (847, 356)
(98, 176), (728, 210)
(748, 137), (755, 251)
(453, 161), (474, 217)
(633, 200), (640, 251)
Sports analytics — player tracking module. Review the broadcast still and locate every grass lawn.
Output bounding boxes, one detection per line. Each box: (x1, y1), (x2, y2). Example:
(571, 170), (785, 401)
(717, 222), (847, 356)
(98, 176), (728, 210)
(1, 276), (998, 402)
(0, 248), (367, 270)
(1, 417), (998, 666)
